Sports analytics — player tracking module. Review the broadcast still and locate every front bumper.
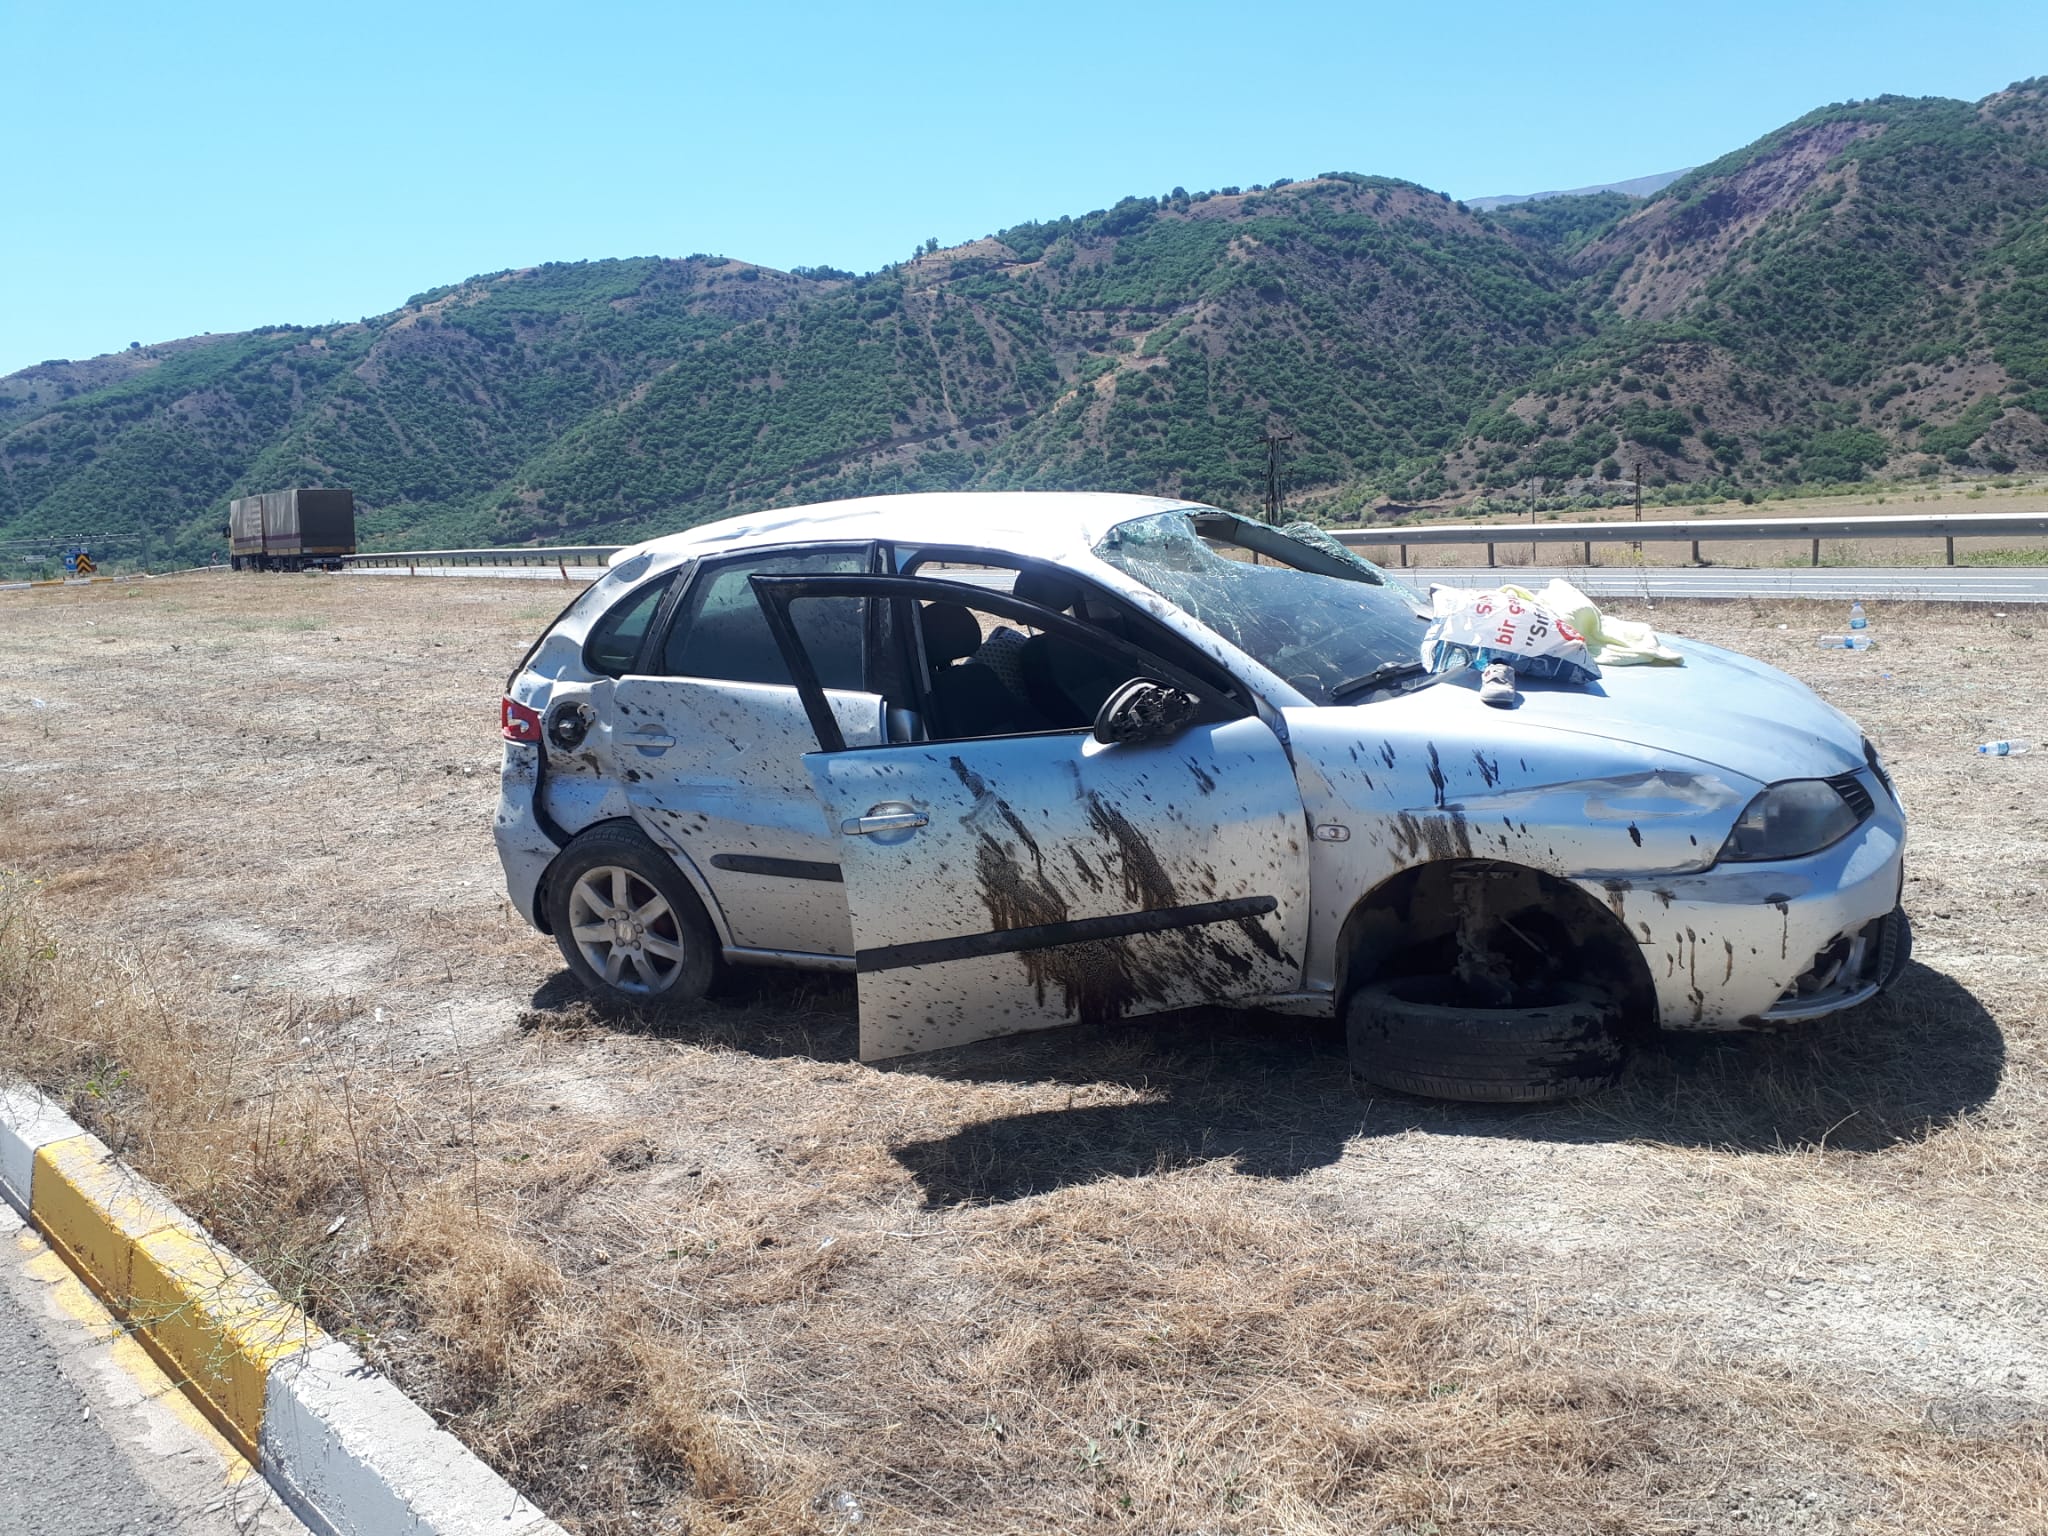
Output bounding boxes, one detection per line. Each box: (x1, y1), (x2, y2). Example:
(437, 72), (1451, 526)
(1581, 768), (1907, 1031)
(1763, 904), (1910, 1021)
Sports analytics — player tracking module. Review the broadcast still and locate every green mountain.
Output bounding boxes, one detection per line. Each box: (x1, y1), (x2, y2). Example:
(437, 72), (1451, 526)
(1456, 86), (2048, 494)
(5, 79), (2047, 567)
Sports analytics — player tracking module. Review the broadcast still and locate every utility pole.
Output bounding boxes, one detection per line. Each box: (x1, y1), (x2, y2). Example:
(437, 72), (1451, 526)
(1632, 461), (1643, 553)
(1256, 429), (1294, 525)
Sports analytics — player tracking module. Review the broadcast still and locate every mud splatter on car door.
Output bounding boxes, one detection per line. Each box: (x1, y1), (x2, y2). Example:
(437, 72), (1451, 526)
(803, 717), (1309, 1061)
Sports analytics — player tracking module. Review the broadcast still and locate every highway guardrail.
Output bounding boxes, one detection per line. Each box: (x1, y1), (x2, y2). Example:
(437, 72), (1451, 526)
(337, 511), (2048, 576)
(344, 548), (618, 581)
(342, 545), (621, 572)
(1332, 511), (2048, 568)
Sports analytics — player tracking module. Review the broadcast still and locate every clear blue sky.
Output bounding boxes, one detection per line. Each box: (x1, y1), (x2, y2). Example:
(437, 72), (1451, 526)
(4, 0), (2043, 376)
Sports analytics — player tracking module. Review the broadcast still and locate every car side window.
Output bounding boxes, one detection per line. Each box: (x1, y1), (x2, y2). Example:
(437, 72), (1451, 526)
(662, 549), (869, 689)
(907, 593), (1237, 742)
(583, 577), (671, 678)
(762, 576), (1240, 749)
(909, 595), (1071, 739)
(898, 548), (1249, 710)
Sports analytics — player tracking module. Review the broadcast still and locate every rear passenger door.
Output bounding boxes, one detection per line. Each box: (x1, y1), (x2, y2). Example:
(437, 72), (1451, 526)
(611, 545), (884, 957)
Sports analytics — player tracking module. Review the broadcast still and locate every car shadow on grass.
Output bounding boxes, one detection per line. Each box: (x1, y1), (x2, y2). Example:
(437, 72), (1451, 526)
(523, 960), (2004, 1208)
(889, 960), (2006, 1207)
(521, 965), (863, 1058)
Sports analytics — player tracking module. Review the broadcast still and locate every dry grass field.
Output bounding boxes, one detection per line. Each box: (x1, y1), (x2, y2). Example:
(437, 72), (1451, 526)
(1350, 476), (2048, 571)
(1, 571), (2044, 1535)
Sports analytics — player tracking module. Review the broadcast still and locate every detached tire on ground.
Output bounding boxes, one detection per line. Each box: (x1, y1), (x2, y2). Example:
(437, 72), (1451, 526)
(1346, 976), (1626, 1103)
(544, 824), (719, 1008)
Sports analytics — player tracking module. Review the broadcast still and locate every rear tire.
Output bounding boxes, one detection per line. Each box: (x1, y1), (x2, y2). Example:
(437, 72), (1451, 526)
(1346, 976), (1625, 1103)
(544, 825), (719, 1009)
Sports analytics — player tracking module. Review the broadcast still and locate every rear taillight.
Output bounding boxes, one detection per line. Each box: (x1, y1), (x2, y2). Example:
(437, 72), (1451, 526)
(501, 697), (542, 743)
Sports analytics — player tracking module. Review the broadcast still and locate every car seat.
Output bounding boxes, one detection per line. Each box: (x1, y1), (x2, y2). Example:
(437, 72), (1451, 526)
(919, 601), (1049, 738)
(1010, 569), (1131, 727)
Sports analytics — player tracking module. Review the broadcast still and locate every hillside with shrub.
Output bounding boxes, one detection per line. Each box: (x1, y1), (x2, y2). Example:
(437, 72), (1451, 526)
(1452, 84), (2048, 498)
(4, 80), (2046, 565)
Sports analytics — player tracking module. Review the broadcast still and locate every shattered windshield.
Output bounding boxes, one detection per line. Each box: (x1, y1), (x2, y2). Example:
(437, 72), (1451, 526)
(1093, 511), (1431, 705)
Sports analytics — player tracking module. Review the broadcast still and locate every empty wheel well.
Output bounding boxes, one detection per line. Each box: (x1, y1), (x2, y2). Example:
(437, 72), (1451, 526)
(1335, 860), (1658, 1033)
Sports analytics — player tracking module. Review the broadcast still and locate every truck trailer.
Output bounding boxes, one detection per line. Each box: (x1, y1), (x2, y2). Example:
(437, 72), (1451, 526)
(228, 488), (356, 571)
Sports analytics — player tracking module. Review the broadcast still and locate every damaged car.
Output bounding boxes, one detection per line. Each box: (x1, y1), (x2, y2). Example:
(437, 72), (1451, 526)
(494, 492), (1909, 1102)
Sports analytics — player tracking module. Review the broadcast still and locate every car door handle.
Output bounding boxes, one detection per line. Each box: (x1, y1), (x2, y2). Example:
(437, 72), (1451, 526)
(627, 727), (676, 752)
(841, 808), (928, 837)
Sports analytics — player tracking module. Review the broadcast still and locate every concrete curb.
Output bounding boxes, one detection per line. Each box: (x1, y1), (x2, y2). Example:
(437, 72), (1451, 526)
(0, 1082), (565, 1536)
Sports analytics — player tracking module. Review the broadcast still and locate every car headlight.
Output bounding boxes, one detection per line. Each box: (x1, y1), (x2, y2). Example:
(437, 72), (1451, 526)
(1718, 779), (1864, 863)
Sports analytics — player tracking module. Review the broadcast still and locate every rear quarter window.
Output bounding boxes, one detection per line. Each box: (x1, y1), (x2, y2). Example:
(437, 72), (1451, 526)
(661, 548), (870, 689)
(583, 577), (672, 678)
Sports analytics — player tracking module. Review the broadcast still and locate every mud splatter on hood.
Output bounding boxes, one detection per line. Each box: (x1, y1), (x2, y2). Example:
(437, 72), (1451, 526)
(1326, 639), (1864, 785)
(1501, 639), (1864, 782)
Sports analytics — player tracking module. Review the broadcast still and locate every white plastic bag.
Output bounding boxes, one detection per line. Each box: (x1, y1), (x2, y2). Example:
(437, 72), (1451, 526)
(1421, 587), (1600, 684)
(1535, 579), (1682, 667)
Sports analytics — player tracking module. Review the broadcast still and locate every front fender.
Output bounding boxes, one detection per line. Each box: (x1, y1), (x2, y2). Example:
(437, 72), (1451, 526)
(1283, 700), (1762, 994)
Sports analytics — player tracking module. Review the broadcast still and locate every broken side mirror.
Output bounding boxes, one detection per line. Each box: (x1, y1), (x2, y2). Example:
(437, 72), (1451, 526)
(1091, 677), (1197, 746)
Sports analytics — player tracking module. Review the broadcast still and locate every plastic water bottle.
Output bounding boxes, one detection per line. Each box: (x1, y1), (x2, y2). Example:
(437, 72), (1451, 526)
(1815, 635), (1876, 650)
(1849, 600), (1867, 631)
(1977, 740), (2031, 756)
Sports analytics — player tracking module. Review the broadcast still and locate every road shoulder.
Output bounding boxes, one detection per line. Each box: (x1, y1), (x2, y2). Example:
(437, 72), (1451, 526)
(1, 1200), (309, 1535)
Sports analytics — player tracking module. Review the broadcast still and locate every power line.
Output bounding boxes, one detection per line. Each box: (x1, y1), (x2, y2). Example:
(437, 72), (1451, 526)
(1633, 460), (1643, 553)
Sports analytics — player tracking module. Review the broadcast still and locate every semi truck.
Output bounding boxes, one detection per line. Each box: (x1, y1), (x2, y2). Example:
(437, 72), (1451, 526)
(228, 488), (356, 571)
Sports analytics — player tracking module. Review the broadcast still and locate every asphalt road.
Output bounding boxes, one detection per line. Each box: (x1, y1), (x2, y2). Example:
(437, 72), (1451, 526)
(341, 561), (2048, 602)
(1409, 564), (2048, 602)
(0, 1267), (178, 1535)
(0, 1204), (307, 1536)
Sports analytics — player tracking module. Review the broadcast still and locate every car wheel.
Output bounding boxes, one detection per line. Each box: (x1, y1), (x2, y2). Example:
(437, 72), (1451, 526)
(545, 826), (718, 1007)
(1345, 975), (1626, 1103)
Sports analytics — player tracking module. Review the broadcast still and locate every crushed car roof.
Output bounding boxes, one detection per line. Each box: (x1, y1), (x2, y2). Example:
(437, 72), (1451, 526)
(618, 491), (1203, 566)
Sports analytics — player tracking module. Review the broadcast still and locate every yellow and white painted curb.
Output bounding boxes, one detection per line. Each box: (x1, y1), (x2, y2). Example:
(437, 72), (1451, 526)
(1, 1082), (564, 1536)
(3, 1198), (296, 1528)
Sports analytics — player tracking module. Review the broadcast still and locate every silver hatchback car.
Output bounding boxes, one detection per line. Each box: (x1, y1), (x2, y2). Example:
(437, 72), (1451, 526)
(495, 492), (1908, 1101)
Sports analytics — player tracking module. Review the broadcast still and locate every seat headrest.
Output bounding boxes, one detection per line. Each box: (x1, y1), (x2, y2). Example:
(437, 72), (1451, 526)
(919, 602), (983, 666)
(1013, 566), (1083, 614)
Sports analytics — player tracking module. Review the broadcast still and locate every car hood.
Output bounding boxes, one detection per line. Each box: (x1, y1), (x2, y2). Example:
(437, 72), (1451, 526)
(1369, 637), (1867, 785)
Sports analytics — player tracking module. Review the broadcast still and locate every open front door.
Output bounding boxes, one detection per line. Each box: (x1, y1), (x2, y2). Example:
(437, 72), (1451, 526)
(755, 572), (1310, 1061)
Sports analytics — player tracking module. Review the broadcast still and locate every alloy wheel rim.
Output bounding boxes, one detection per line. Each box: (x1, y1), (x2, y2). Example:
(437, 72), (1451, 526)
(566, 866), (687, 994)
